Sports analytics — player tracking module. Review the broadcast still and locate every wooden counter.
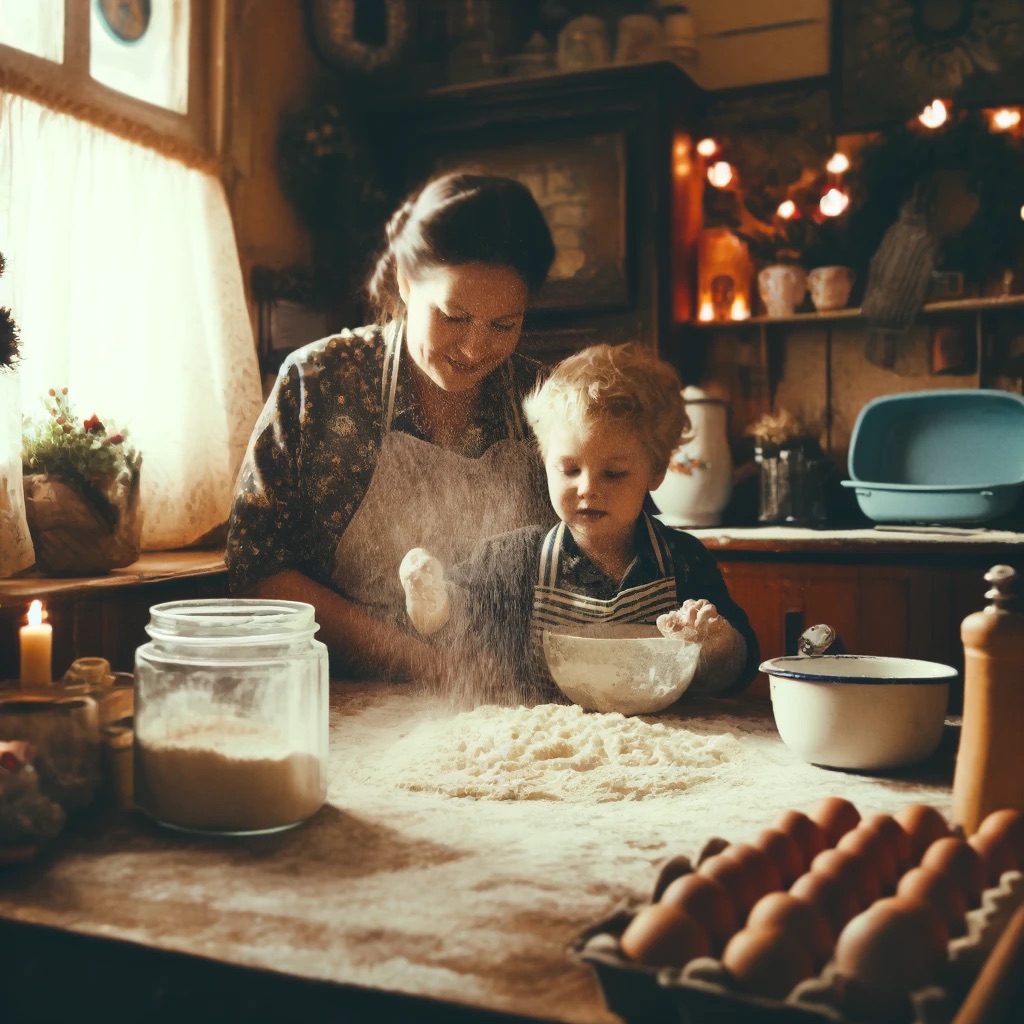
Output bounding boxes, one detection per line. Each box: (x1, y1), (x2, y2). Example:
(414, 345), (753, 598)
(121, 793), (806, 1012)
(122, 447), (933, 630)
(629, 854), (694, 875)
(0, 683), (958, 1024)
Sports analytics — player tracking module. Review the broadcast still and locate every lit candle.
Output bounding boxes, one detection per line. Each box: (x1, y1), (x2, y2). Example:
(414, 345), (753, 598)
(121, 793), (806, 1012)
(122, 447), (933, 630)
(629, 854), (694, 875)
(19, 600), (52, 687)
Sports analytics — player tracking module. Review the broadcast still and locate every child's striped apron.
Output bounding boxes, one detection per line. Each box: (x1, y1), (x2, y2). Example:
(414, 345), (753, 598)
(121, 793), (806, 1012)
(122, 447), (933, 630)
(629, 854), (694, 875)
(529, 515), (679, 689)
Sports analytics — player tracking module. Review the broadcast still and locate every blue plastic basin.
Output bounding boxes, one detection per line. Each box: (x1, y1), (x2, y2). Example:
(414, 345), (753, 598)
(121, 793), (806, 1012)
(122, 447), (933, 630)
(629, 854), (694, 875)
(842, 389), (1024, 524)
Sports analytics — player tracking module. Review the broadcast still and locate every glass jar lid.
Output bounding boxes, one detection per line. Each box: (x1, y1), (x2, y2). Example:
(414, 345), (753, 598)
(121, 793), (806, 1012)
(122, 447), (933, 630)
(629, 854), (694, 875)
(145, 599), (318, 646)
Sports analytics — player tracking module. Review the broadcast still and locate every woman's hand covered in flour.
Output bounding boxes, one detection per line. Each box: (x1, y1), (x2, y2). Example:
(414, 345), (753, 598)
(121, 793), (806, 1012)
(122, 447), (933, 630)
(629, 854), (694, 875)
(399, 548), (451, 635)
(656, 599), (721, 642)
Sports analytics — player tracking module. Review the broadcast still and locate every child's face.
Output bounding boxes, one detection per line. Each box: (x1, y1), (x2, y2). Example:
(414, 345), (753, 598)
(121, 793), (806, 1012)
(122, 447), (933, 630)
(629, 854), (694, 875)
(543, 418), (664, 552)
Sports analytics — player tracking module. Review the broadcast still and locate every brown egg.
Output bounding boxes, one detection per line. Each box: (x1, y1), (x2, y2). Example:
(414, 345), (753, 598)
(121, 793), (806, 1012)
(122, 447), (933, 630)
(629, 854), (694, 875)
(775, 809), (828, 865)
(896, 865), (967, 936)
(660, 872), (738, 952)
(721, 925), (816, 1000)
(969, 827), (1019, 888)
(811, 846), (881, 911)
(894, 804), (951, 863)
(790, 870), (861, 935)
(860, 813), (913, 874)
(755, 828), (805, 887)
(976, 809), (1024, 863)
(651, 854), (694, 901)
(809, 796), (862, 847)
(747, 891), (834, 967)
(620, 902), (713, 967)
(921, 837), (985, 908)
(838, 826), (898, 893)
(725, 843), (783, 903)
(698, 853), (759, 919)
(833, 897), (949, 1022)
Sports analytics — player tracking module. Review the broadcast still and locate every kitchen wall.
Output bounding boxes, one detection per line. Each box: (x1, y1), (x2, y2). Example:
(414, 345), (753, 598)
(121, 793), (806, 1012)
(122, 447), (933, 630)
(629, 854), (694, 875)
(223, 1), (832, 325)
(225, 3), (329, 309)
(224, 3), (1022, 459)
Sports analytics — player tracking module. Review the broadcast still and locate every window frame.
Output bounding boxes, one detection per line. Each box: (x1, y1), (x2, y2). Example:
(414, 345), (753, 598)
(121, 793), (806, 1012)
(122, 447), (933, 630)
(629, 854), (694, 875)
(0, 0), (227, 158)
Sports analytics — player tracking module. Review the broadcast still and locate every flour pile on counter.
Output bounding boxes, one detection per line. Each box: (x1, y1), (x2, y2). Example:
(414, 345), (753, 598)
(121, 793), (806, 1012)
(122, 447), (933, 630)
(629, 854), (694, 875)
(350, 701), (756, 802)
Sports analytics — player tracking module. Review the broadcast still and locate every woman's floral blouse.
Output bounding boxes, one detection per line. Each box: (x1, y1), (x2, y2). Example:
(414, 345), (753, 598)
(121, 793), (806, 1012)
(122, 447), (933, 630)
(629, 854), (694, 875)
(226, 325), (547, 595)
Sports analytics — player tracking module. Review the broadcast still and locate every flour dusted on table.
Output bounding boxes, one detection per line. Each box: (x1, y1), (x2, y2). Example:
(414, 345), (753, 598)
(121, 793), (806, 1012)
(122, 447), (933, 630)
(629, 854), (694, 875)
(351, 701), (755, 802)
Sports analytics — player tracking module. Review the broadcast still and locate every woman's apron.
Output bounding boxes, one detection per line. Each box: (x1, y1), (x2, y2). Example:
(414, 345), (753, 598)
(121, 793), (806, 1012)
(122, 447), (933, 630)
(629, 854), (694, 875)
(332, 328), (549, 625)
(529, 516), (679, 686)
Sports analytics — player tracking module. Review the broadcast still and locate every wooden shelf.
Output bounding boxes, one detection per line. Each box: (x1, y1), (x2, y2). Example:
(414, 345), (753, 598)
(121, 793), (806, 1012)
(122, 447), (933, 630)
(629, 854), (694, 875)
(687, 293), (1024, 329)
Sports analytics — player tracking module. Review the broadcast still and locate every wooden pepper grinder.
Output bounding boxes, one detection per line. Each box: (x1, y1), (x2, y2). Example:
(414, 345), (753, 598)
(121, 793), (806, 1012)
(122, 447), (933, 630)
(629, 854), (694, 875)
(953, 565), (1024, 836)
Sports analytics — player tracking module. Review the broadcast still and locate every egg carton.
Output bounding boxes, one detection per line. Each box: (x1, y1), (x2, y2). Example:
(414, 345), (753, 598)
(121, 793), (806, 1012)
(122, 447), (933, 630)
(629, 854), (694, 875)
(573, 862), (1024, 1024)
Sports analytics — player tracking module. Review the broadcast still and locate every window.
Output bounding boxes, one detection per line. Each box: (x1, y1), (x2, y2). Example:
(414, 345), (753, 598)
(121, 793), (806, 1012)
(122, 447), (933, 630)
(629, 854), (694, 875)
(0, 0), (221, 158)
(0, 1), (261, 552)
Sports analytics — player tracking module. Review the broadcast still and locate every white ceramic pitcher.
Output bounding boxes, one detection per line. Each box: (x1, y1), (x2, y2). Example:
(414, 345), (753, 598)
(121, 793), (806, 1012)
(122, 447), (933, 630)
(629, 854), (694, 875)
(651, 386), (733, 527)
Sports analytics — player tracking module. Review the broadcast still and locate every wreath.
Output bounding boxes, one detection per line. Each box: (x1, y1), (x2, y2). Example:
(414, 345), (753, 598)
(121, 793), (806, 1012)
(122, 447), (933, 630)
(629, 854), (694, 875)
(846, 114), (1024, 287)
(306, 0), (409, 74)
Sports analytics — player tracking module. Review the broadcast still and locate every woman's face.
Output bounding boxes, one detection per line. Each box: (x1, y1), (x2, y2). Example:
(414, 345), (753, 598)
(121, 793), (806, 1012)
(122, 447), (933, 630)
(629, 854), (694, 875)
(398, 261), (529, 393)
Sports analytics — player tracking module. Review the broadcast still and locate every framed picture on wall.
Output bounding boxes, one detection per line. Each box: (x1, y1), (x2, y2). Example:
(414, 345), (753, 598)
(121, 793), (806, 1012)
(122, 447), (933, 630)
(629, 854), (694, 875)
(834, 0), (1024, 130)
(435, 132), (630, 314)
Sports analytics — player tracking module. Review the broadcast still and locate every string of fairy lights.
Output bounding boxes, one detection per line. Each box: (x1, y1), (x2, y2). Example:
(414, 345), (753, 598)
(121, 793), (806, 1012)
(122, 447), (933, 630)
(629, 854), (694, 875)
(684, 98), (1024, 322)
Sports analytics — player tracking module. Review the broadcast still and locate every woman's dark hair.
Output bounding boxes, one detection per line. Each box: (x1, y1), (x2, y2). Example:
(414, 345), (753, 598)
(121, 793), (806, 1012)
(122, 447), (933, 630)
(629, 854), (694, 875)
(367, 171), (555, 323)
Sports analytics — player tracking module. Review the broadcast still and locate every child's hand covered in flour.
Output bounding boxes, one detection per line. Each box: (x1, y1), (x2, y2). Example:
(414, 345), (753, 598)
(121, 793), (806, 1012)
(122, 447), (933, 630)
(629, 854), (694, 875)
(657, 599), (747, 694)
(399, 548), (451, 636)
(656, 599), (721, 641)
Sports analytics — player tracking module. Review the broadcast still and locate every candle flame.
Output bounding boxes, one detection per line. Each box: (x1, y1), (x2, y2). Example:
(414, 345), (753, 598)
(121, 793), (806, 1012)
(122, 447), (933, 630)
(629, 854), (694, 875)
(697, 301), (715, 322)
(27, 600), (45, 626)
(777, 199), (797, 220)
(696, 137), (718, 158)
(730, 297), (750, 320)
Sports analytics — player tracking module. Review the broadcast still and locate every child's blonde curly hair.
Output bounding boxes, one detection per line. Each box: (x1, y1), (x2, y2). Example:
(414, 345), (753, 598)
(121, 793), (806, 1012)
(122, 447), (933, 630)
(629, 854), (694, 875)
(522, 343), (686, 475)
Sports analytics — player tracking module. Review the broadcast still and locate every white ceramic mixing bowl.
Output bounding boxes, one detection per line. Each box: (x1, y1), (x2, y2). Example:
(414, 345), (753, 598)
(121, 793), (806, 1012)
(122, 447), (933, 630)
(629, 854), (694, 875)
(761, 654), (956, 771)
(543, 624), (700, 716)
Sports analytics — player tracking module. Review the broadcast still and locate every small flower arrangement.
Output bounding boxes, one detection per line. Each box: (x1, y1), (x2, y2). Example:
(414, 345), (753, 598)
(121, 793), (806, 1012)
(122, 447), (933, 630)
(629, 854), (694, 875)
(21, 388), (143, 575)
(22, 388), (140, 489)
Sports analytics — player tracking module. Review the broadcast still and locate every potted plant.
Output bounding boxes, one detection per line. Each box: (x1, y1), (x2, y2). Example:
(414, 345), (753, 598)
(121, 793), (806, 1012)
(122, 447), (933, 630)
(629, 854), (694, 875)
(801, 219), (856, 313)
(22, 389), (142, 576)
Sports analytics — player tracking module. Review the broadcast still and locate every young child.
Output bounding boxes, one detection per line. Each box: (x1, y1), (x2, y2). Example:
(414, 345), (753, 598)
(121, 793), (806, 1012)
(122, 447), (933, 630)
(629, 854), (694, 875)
(399, 343), (759, 700)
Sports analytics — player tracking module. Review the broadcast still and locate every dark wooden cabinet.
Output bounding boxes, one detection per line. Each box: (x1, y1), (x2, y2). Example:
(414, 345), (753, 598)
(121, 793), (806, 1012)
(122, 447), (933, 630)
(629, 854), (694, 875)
(370, 61), (706, 360)
(711, 544), (1018, 706)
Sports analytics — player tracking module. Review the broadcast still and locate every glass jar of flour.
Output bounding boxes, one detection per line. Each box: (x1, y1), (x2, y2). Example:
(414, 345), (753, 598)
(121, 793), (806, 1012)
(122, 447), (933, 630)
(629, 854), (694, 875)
(134, 599), (329, 835)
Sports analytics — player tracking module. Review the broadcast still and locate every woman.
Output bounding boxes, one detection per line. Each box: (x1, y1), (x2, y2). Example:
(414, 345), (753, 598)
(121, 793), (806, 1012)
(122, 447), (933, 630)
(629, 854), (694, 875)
(227, 172), (557, 680)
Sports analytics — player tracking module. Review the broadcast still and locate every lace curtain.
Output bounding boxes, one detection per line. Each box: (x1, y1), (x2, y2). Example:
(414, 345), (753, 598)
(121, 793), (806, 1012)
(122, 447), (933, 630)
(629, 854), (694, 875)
(0, 91), (262, 549)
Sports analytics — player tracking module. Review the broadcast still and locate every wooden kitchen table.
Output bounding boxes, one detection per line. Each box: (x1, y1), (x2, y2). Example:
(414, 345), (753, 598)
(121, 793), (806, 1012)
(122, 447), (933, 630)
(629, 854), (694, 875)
(0, 683), (959, 1024)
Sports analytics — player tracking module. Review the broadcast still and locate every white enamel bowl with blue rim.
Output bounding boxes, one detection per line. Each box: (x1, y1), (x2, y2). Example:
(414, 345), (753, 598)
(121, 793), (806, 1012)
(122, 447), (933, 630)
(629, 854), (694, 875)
(761, 655), (957, 771)
(543, 624), (701, 716)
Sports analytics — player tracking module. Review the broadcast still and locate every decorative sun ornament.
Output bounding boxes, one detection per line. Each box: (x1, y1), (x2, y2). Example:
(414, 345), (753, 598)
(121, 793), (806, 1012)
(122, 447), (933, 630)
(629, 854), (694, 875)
(918, 99), (949, 129)
(706, 161), (734, 188)
(696, 137), (718, 158)
(819, 188), (850, 218)
(826, 153), (850, 175)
